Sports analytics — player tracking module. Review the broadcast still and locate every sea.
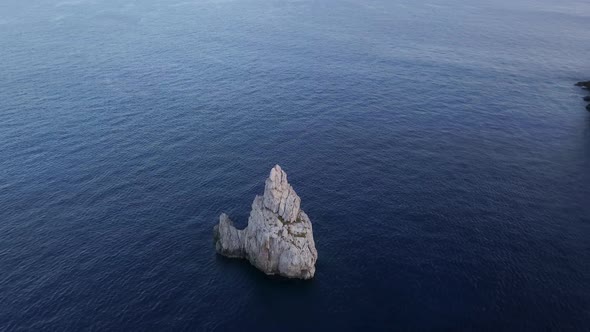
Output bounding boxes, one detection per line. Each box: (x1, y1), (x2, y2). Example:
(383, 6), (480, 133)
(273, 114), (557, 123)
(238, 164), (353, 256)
(0, 0), (589, 330)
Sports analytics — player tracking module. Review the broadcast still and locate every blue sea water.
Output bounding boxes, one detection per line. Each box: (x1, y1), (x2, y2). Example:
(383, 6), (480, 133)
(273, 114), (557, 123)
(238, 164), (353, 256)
(1, 0), (589, 330)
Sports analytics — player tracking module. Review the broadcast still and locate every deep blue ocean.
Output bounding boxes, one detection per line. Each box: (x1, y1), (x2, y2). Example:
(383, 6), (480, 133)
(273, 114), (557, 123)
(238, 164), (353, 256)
(1, 0), (589, 330)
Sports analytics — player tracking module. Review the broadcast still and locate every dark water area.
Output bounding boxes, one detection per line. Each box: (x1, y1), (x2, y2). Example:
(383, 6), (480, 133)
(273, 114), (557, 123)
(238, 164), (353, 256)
(1, 0), (589, 330)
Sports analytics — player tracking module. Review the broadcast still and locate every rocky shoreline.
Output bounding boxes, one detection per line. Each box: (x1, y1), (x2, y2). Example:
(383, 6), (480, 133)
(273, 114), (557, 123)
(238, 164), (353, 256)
(213, 165), (318, 279)
(575, 81), (590, 111)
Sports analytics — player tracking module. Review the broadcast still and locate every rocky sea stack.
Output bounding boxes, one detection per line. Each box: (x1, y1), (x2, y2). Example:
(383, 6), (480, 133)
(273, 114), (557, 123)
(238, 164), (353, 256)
(213, 165), (318, 279)
(576, 81), (590, 111)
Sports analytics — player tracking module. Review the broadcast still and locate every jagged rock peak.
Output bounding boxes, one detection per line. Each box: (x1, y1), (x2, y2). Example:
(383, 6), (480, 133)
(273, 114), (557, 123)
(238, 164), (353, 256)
(213, 165), (318, 279)
(263, 165), (301, 222)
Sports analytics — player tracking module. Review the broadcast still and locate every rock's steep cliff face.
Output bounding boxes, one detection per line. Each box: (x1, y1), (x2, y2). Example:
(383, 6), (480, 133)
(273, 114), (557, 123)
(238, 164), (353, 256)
(213, 165), (317, 279)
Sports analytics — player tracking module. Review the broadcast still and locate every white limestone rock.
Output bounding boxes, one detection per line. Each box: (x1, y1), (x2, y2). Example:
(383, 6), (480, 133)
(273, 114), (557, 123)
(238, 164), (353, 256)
(213, 165), (318, 279)
(213, 213), (244, 258)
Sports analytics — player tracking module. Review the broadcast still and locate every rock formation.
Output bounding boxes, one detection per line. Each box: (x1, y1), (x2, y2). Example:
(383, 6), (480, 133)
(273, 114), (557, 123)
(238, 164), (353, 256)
(576, 81), (590, 112)
(213, 165), (318, 279)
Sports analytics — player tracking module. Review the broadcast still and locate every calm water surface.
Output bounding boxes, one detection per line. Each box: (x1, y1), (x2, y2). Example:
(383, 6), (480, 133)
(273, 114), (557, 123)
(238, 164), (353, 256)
(0, 0), (589, 330)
